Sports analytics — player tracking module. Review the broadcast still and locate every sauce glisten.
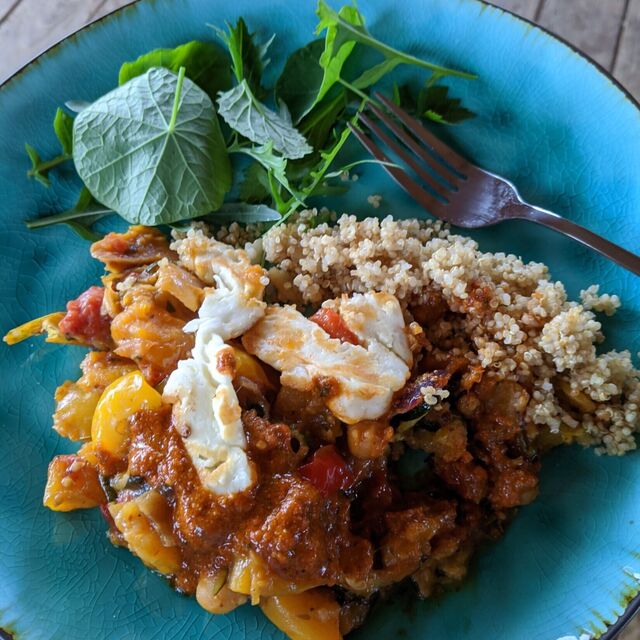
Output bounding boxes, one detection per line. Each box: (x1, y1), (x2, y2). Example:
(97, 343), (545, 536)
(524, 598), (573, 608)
(125, 403), (374, 594)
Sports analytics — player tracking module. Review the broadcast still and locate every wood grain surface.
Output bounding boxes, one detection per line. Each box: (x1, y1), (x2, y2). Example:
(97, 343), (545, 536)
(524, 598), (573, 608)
(0, 0), (638, 639)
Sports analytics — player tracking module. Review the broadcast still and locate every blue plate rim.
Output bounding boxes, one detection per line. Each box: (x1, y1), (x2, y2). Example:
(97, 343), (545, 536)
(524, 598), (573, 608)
(0, 1), (638, 638)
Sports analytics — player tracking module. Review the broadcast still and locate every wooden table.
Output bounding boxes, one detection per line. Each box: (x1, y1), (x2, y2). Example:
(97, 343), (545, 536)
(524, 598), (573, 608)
(0, 0), (638, 638)
(0, 0), (638, 99)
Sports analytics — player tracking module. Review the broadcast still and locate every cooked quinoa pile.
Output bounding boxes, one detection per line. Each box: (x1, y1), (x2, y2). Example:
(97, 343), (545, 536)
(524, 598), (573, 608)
(214, 211), (640, 455)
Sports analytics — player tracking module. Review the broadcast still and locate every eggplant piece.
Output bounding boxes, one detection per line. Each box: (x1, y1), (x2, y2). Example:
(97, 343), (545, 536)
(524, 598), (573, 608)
(391, 369), (451, 420)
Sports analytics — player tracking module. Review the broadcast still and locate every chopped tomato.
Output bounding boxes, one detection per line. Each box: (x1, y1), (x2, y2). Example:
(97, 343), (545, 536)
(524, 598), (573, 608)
(310, 308), (359, 345)
(59, 286), (113, 350)
(298, 445), (354, 495)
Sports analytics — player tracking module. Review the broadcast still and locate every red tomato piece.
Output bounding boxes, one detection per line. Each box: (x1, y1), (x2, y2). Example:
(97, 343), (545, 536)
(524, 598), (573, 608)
(59, 286), (113, 350)
(299, 445), (354, 495)
(309, 308), (360, 345)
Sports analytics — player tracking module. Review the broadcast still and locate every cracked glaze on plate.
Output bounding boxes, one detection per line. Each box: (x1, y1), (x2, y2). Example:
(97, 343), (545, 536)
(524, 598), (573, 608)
(1, 0), (639, 638)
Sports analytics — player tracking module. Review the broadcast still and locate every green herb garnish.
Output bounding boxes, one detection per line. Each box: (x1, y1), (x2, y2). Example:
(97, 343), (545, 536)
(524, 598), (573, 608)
(25, 108), (73, 186)
(24, 1), (476, 239)
(118, 40), (232, 101)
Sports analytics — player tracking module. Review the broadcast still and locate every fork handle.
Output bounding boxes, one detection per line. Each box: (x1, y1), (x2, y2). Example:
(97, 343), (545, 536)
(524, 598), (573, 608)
(509, 203), (640, 276)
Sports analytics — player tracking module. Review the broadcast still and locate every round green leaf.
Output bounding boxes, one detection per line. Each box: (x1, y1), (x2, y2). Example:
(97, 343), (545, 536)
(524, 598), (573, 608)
(73, 67), (231, 225)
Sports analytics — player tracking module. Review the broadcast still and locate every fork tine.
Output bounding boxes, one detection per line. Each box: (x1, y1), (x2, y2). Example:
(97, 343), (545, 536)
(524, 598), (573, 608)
(375, 92), (469, 176)
(358, 112), (452, 200)
(348, 123), (449, 217)
(368, 102), (461, 185)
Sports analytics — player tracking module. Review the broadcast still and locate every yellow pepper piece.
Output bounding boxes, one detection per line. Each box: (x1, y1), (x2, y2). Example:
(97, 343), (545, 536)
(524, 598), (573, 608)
(91, 371), (162, 459)
(109, 491), (180, 575)
(233, 347), (272, 388)
(3, 312), (75, 346)
(196, 572), (248, 614)
(228, 553), (321, 604)
(77, 442), (100, 467)
(43, 454), (106, 512)
(260, 589), (341, 640)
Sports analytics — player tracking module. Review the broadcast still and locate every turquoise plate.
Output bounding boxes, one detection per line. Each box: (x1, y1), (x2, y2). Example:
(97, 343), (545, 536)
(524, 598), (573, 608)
(1, 1), (639, 638)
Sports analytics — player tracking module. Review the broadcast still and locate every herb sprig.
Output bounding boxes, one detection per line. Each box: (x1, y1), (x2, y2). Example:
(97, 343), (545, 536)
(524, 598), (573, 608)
(24, 1), (476, 238)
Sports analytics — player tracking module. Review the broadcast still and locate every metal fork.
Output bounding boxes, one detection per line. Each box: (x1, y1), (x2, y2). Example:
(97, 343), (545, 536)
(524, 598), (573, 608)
(349, 92), (640, 276)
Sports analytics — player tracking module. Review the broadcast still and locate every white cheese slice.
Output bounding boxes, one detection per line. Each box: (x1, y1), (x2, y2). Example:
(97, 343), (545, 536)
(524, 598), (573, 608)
(163, 332), (254, 494)
(323, 292), (413, 365)
(183, 285), (266, 340)
(163, 230), (269, 495)
(242, 294), (412, 424)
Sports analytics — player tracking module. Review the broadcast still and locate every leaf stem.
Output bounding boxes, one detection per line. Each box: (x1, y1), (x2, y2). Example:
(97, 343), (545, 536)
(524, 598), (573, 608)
(324, 158), (402, 178)
(168, 66), (186, 132)
(336, 79), (386, 112)
(337, 78), (371, 104)
(274, 125), (354, 229)
(27, 153), (71, 177)
(331, 14), (477, 80)
(26, 206), (113, 229)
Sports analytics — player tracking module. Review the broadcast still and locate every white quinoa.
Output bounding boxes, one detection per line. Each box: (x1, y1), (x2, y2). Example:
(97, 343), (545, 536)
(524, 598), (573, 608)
(367, 194), (382, 208)
(580, 284), (621, 316)
(421, 386), (451, 406)
(259, 212), (640, 455)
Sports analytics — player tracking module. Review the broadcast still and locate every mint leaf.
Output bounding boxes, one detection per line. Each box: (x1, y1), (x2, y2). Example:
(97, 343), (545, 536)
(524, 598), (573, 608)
(214, 18), (272, 99)
(118, 40), (232, 101)
(275, 39), (325, 123)
(73, 67), (231, 225)
(218, 80), (312, 159)
(230, 140), (299, 203)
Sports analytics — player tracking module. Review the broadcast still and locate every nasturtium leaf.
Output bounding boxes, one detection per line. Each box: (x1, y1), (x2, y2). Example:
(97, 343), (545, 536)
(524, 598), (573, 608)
(118, 40), (232, 100)
(218, 80), (312, 159)
(65, 100), (91, 113)
(73, 67), (231, 225)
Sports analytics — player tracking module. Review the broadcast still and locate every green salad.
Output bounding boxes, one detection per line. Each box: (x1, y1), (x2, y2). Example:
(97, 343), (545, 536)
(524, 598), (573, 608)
(24, 1), (475, 240)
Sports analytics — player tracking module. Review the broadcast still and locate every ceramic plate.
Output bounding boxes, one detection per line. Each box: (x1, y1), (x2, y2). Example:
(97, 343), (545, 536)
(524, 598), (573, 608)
(1, 1), (639, 638)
